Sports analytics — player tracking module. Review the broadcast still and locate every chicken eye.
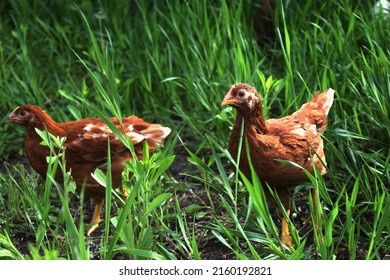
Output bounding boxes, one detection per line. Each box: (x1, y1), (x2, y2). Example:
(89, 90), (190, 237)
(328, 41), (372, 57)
(19, 110), (27, 117)
(237, 90), (246, 99)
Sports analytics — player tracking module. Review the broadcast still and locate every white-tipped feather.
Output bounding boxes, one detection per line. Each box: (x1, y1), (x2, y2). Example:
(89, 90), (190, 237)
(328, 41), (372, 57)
(127, 131), (145, 144)
(141, 126), (171, 139)
(83, 123), (94, 132)
(160, 127), (172, 139)
(291, 128), (306, 136)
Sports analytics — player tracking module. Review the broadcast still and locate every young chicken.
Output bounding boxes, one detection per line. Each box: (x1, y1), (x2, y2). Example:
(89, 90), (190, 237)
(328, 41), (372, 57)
(7, 105), (171, 235)
(222, 83), (334, 247)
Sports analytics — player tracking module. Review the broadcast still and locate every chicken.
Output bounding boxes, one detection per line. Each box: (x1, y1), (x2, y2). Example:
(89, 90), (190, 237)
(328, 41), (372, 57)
(6, 105), (171, 235)
(221, 83), (334, 247)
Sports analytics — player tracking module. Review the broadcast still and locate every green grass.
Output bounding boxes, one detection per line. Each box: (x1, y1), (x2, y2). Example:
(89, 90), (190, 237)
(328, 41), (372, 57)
(0, 0), (389, 260)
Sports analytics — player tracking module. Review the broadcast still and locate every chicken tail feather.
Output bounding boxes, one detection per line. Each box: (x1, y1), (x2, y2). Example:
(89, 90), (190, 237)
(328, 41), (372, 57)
(142, 125), (172, 149)
(319, 88), (335, 116)
(304, 88), (335, 115)
(293, 88), (335, 132)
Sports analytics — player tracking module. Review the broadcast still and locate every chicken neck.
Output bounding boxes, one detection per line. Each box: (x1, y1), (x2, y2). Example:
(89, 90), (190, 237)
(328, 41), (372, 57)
(235, 104), (268, 135)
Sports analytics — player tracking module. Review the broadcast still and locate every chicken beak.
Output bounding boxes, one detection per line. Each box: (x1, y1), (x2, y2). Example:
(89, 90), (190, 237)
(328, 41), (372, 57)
(6, 108), (20, 123)
(221, 87), (237, 107)
(6, 114), (17, 123)
(221, 98), (236, 107)
(5, 107), (20, 123)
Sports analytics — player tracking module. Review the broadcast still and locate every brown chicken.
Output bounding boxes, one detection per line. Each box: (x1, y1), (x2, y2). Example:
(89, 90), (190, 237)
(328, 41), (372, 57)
(222, 83), (334, 247)
(7, 105), (171, 235)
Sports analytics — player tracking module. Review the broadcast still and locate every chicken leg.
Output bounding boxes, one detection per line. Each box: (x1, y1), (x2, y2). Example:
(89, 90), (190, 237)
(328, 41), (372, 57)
(87, 197), (104, 236)
(86, 186), (130, 235)
(274, 189), (293, 247)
